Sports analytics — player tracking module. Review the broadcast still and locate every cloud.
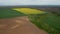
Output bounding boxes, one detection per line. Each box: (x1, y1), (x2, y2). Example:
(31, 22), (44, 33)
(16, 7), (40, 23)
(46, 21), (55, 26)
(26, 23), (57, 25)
(0, 0), (60, 5)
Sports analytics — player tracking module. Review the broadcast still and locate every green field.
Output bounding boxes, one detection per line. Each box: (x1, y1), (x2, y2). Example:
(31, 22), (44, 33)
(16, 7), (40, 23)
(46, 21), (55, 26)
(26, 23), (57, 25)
(29, 13), (60, 34)
(0, 8), (60, 34)
(0, 8), (26, 19)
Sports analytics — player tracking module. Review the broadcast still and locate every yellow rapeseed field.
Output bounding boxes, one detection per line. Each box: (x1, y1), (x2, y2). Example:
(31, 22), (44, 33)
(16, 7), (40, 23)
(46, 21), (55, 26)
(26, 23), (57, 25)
(13, 8), (46, 14)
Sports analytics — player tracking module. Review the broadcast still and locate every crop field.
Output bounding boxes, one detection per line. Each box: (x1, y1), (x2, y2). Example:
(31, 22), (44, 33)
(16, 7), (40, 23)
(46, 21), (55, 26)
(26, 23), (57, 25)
(13, 8), (46, 14)
(0, 7), (60, 34)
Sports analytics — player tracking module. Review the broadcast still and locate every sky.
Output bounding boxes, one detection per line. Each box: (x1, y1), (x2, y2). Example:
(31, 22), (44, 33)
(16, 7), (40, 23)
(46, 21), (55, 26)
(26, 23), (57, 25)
(0, 0), (60, 6)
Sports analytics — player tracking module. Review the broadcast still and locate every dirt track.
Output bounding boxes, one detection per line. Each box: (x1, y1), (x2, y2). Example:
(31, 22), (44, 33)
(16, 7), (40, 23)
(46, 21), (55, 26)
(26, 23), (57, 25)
(0, 16), (48, 34)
